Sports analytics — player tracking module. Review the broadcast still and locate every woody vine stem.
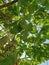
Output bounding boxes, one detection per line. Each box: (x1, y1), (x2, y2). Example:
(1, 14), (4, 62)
(0, 0), (18, 9)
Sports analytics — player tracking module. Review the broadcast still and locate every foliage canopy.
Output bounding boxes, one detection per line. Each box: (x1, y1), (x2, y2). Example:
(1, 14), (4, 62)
(0, 0), (49, 65)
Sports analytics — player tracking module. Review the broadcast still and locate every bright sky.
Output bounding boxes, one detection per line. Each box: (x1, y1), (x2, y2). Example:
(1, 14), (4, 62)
(40, 60), (49, 65)
(0, 26), (49, 65)
(0, 1), (49, 65)
(20, 51), (49, 65)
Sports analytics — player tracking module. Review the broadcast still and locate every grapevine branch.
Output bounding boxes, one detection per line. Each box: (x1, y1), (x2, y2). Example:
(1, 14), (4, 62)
(0, 0), (18, 9)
